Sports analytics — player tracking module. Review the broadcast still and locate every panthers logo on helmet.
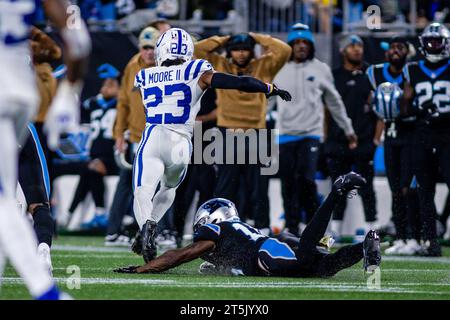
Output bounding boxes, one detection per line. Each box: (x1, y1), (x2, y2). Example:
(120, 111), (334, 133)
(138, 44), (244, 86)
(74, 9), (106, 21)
(419, 22), (450, 63)
(373, 82), (403, 120)
(193, 198), (240, 232)
(155, 28), (194, 66)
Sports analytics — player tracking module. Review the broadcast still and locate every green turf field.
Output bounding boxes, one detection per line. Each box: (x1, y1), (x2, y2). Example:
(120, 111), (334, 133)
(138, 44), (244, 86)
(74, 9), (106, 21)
(1, 236), (450, 300)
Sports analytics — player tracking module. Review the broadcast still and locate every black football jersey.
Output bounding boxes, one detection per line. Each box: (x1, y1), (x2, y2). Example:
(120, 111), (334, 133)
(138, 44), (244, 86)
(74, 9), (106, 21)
(83, 95), (117, 158)
(366, 62), (416, 140)
(403, 59), (450, 131)
(193, 220), (268, 276)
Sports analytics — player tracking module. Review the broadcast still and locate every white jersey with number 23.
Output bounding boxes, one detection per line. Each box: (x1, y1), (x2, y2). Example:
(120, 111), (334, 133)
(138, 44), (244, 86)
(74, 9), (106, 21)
(134, 59), (214, 139)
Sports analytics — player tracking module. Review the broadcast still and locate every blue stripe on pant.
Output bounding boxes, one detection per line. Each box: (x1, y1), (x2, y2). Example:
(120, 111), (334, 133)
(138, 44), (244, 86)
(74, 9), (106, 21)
(257, 238), (300, 276)
(28, 123), (50, 199)
(133, 125), (156, 190)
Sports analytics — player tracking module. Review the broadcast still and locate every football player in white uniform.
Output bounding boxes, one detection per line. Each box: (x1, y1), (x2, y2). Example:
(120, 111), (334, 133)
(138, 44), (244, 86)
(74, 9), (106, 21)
(131, 28), (292, 262)
(0, 0), (90, 299)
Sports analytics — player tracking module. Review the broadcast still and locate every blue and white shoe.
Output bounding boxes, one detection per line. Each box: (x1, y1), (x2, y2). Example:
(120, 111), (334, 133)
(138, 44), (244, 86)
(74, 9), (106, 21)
(36, 285), (73, 300)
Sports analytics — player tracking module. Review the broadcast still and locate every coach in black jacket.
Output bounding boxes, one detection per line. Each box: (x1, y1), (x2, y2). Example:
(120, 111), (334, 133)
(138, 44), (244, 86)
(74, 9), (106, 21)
(325, 35), (383, 239)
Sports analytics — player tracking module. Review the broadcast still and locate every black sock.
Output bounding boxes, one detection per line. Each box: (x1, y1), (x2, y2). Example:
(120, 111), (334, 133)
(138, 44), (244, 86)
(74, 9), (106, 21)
(33, 204), (55, 247)
(316, 243), (364, 277)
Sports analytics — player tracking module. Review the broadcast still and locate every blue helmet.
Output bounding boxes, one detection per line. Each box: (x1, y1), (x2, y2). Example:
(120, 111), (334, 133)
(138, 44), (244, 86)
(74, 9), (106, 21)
(373, 82), (402, 120)
(287, 23), (315, 44)
(193, 198), (240, 232)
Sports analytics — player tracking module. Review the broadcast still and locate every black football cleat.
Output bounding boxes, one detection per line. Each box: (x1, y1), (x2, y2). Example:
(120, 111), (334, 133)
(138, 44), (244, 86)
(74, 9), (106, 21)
(332, 172), (367, 196)
(363, 230), (381, 272)
(131, 231), (143, 255)
(141, 220), (158, 263)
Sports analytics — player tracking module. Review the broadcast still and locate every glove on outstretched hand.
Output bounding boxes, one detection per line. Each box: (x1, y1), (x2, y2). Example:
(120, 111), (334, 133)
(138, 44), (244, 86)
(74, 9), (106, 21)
(266, 83), (292, 101)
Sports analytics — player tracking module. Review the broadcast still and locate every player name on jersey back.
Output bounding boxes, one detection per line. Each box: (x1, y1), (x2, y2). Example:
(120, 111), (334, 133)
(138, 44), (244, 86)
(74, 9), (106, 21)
(134, 59), (213, 137)
(145, 69), (182, 84)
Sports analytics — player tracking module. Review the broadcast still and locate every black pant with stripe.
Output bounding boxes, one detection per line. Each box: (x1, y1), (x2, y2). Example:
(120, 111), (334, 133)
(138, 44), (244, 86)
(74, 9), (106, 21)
(265, 191), (364, 278)
(19, 124), (54, 246)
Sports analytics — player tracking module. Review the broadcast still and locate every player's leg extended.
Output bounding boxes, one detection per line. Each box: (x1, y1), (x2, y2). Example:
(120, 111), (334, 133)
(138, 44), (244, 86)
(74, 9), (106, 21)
(133, 125), (164, 228)
(315, 243), (364, 277)
(18, 124), (55, 274)
(132, 125), (165, 262)
(153, 130), (192, 222)
(19, 125), (54, 245)
(0, 117), (54, 298)
(298, 173), (367, 260)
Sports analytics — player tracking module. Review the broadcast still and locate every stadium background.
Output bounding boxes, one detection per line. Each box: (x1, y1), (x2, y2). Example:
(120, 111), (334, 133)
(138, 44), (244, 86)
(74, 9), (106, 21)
(28, 0), (450, 237)
(3, 0), (450, 301)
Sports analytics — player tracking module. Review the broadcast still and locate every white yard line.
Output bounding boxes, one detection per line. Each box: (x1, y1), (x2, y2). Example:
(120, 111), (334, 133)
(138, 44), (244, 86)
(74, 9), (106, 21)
(52, 244), (450, 263)
(2, 277), (449, 294)
(382, 256), (450, 263)
(52, 245), (130, 253)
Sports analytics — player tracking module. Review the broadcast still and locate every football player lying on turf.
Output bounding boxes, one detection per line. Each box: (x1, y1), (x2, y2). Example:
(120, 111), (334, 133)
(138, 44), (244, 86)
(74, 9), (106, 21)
(114, 172), (381, 277)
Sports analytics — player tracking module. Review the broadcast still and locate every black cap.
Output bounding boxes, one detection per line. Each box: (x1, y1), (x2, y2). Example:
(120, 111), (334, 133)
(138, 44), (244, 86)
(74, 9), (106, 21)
(226, 33), (256, 52)
(388, 36), (409, 48)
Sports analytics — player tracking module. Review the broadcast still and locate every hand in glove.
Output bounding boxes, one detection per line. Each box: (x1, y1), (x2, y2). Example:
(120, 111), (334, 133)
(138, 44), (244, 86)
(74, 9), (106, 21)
(266, 83), (292, 101)
(419, 99), (439, 123)
(113, 265), (141, 274)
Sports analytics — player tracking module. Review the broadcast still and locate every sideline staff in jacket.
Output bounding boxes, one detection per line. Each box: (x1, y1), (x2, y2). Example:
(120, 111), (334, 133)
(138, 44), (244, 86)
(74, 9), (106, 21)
(274, 23), (356, 236)
(194, 32), (291, 234)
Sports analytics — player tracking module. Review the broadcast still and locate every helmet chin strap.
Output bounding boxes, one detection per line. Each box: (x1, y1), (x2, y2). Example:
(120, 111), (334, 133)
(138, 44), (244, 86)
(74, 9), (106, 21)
(425, 53), (449, 63)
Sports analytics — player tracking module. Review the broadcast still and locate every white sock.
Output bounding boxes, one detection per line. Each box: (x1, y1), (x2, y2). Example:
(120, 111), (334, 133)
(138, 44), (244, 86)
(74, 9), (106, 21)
(0, 199), (53, 297)
(151, 186), (176, 223)
(95, 208), (106, 215)
(133, 186), (157, 229)
(366, 221), (379, 232)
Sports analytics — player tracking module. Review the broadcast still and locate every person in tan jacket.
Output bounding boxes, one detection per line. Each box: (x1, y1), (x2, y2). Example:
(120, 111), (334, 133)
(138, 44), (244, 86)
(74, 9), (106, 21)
(194, 33), (291, 234)
(113, 26), (160, 149)
(106, 26), (160, 246)
(195, 32), (291, 129)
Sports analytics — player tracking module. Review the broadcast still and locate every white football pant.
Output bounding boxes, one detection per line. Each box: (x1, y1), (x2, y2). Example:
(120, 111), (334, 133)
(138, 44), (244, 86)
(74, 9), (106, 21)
(0, 99), (54, 298)
(133, 124), (191, 228)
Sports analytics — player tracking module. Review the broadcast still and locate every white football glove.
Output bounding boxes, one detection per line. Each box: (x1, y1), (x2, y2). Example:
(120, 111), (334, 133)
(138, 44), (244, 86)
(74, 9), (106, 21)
(45, 80), (82, 150)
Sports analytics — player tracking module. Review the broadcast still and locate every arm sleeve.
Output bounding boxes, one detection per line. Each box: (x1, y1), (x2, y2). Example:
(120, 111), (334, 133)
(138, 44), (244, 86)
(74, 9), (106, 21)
(193, 224), (221, 242)
(211, 72), (271, 93)
(321, 65), (355, 136)
(251, 33), (292, 77)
